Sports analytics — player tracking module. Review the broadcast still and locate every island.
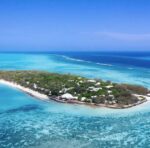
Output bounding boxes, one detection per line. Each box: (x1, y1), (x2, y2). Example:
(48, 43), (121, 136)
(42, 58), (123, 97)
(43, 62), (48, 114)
(0, 70), (149, 109)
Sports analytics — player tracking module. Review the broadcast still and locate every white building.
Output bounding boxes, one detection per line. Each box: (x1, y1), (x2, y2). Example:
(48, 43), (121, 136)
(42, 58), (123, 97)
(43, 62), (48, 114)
(87, 79), (96, 83)
(105, 85), (113, 89)
(61, 93), (76, 100)
(33, 83), (37, 89)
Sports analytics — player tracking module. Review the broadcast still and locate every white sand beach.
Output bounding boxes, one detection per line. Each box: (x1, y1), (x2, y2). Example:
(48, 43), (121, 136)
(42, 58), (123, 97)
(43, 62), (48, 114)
(0, 79), (49, 101)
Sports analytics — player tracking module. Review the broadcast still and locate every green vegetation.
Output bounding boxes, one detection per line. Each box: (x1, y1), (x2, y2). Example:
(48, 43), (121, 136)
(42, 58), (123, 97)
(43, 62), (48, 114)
(0, 70), (149, 107)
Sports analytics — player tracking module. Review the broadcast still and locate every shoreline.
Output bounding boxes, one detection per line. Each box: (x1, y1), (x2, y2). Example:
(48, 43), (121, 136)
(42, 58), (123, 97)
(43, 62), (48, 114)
(0, 79), (49, 101)
(50, 96), (147, 109)
(0, 79), (148, 109)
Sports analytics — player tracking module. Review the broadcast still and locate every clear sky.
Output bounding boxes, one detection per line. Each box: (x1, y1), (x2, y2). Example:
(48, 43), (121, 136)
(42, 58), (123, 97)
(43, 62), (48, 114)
(0, 0), (150, 52)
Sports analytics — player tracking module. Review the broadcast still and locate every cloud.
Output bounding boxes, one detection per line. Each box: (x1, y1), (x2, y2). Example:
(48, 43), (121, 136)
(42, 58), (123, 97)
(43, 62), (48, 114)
(91, 32), (150, 42)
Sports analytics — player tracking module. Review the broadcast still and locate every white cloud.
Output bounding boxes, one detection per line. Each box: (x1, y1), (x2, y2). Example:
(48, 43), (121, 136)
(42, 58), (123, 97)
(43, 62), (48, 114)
(92, 32), (150, 41)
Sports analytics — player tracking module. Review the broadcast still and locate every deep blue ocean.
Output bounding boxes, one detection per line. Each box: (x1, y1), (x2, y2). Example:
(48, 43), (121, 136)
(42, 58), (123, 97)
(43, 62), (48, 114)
(1, 52), (150, 148)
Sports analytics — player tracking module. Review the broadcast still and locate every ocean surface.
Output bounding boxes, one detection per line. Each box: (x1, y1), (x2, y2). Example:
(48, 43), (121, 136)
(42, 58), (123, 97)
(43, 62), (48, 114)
(1, 52), (150, 147)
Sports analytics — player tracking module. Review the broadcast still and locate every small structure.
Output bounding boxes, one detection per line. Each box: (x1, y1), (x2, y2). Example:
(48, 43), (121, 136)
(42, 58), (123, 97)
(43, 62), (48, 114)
(49, 91), (51, 95)
(108, 90), (112, 94)
(88, 87), (102, 92)
(61, 93), (76, 100)
(87, 79), (96, 83)
(81, 97), (86, 101)
(95, 82), (101, 86)
(105, 85), (113, 89)
(91, 96), (97, 98)
(147, 93), (150, 97)
(33, 83), (37, 89)
(26, 81), (30, 85)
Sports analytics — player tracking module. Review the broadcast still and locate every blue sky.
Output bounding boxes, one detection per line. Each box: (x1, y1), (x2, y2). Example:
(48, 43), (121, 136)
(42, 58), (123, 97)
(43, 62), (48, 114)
(0, 0), (150, 51)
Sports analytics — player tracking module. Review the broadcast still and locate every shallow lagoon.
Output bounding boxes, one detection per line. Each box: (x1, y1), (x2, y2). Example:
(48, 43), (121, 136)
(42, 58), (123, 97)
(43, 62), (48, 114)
(1, 52), (150, 147)
(1, 84), (150, 148)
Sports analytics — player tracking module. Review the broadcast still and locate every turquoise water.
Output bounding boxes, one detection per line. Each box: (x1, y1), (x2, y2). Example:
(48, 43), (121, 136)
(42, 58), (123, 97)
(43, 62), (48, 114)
(1, 53), (150, 147)
(0, 53), (150, 88)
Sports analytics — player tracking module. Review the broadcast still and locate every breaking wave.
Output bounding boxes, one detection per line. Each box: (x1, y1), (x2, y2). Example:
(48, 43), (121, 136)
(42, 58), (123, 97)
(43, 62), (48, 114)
(59, 55), (113, 67)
